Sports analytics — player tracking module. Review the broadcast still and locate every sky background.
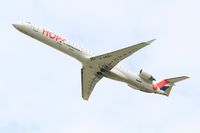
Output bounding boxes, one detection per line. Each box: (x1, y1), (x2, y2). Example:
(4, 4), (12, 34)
(0, 0), (199, 133)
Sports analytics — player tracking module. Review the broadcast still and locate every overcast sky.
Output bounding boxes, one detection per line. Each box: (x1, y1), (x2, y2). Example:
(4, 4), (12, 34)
(0, 0), (199, 133)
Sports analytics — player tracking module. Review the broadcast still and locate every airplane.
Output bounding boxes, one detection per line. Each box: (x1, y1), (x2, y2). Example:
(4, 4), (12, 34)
(13, 22), (189, 100)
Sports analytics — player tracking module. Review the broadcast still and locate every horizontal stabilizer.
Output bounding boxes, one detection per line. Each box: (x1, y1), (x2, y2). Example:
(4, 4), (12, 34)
(166, 76), (189, 85)
(154, 76), (189, 96)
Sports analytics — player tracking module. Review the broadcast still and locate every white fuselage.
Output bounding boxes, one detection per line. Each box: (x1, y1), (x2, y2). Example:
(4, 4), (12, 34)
(13, 22), (162, 94)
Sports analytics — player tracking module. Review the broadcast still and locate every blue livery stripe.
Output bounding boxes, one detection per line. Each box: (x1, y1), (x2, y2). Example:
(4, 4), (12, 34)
(160, 86), (170, 91)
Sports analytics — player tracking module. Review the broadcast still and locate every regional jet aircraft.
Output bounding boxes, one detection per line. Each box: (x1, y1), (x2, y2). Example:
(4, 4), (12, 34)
(13, 22), (189, 100)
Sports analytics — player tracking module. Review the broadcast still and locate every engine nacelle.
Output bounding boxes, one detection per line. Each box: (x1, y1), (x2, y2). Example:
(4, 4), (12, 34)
(139, 69), (156, 83)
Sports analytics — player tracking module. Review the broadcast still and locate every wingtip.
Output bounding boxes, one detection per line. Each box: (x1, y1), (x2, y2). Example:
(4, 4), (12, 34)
(143, 39), (156, 45)
(184, 76), (190, 79)
(147, 39), (156, 44)
(82, 96), (89, 101)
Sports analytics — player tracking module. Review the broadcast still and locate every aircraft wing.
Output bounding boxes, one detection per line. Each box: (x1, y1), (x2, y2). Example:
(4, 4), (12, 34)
(81, 39), (155, 100)
(90, 39), (155, 71)
(81, 67), (103, 100)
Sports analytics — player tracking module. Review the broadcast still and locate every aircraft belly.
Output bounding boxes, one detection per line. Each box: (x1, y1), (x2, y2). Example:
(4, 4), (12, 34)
(104, 68), (127, 82)
(128, 83), (153, 93)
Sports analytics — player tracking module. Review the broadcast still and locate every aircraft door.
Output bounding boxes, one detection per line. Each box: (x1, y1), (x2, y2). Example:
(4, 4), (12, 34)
(33, 24), (40, 32)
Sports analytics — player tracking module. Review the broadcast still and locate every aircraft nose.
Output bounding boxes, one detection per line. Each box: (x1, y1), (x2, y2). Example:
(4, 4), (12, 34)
(12, 23), (23, 30)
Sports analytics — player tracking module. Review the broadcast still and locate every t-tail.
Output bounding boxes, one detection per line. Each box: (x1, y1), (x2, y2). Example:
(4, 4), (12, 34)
(153, 76), (189, 96)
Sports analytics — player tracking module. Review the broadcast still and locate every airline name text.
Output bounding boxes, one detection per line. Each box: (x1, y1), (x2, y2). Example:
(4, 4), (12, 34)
(42, 29), (65, 43)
